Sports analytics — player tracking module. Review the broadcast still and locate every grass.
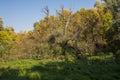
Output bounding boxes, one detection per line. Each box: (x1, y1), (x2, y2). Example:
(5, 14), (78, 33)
(0, 58), (120, 80)
(88, 52), (114, 61)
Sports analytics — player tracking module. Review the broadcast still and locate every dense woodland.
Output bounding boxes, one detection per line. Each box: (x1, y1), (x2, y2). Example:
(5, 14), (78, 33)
(0, 0), (120, 80)
(0, 0), (120, 62)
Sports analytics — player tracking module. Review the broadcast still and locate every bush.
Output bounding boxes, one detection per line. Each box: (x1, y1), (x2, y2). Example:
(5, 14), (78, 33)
(0, 46), (5, 57)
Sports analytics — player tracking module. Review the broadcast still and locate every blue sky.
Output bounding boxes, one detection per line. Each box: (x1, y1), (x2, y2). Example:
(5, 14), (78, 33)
(0, 0), (96, 32)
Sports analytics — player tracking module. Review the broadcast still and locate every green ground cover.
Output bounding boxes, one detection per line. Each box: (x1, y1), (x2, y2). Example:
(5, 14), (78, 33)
(0, 59), (120, 80)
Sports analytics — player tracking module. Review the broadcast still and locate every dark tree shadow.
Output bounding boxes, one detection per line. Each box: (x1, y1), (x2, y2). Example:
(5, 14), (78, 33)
(0, 68), (27, 80)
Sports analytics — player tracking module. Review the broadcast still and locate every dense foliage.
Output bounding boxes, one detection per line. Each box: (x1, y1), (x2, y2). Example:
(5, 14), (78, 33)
(0, 0), (119, 63)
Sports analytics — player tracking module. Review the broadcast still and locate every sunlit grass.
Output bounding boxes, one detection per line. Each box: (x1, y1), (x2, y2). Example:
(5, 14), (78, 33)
(88, 52), (114, 61)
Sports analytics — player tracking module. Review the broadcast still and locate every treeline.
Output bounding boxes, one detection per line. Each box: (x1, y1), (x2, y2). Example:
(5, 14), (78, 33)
(0, 0), (120, 62)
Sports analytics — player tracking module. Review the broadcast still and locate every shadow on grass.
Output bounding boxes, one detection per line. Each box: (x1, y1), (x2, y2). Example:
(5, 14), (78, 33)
(0, 68), (28, 80)
(0, 59), (120, 80)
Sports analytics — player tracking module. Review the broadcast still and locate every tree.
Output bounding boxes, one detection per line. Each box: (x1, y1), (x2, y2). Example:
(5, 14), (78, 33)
(94, 0), (105, 9)
(4, 27), (14, 32)
(95, 5), (112, 54)
(104, 0), (120, 51)
(72, 8), (101, 55)
(0, 17), (4, 31)
(57, 7), (72, 36)
(104, 0), (120, 63)
(0, 31), (12, 56)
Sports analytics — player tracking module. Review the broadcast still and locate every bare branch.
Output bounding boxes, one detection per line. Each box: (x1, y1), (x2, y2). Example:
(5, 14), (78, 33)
(41, 6), (49, 17)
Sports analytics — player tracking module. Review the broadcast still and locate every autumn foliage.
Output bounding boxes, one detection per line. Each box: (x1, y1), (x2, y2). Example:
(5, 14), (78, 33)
(0, 0), (119, 63)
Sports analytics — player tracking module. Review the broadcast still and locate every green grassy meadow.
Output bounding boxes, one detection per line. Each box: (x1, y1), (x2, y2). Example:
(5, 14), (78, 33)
(0, 59), (120, 80)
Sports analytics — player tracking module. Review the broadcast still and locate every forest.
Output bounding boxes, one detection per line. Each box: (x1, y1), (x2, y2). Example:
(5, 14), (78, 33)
(0, 0), (120, 80)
